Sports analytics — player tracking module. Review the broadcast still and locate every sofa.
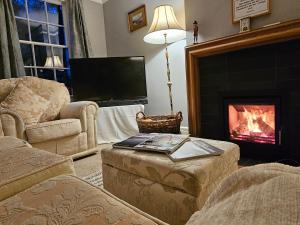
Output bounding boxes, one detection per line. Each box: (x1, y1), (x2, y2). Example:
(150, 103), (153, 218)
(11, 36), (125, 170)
(0, 136), (167, 225)
(186, 163), (300, 225)
(0, 76), (99, 158)
(1, 136), (300, 225)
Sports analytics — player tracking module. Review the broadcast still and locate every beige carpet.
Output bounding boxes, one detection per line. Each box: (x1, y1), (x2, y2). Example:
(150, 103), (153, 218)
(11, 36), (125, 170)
(73, 144), (112, 187)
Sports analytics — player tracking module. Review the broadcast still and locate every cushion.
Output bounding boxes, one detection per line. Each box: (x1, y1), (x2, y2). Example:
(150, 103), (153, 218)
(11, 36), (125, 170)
(0, 82), (49, 125)
(0, 175), (165, 225)
(102, 138), (240, 197)
(0, 146), (74, 201)
(32, 132), (88, 156)
(0, 78), (18, 102)
(20, 76), (70, 122)
(26, 119), (82, 144)
(0, 136), (30, 150)
(186, 163), (300, 225)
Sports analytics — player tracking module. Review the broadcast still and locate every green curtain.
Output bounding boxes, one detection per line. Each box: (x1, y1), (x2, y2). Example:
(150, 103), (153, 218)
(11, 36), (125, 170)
(64, 0), (93, 58)
(0, 0), (25, 78)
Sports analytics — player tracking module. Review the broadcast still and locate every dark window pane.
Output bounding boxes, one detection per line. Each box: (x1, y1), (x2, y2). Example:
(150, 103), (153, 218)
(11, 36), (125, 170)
(49, 25), (58, 44)
(28, 0), (46, 22)
(37, 68), (54, 80)
(56, 69), (70, 84)
(34, 45), (51, 67)
(12, 0), (27, 18)
(20, 44), (33, 66)
(49, 25), (65, 45)
(16, 18), (29, 41)
(25, 68), (35, 76)
(30, 21), (48, 43)
(56, 69), (72, 94)
(47, 3), (63, 25)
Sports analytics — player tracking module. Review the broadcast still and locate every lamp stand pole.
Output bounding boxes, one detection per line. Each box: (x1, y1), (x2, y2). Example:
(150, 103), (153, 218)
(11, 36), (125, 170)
(164, 33), (174, 115)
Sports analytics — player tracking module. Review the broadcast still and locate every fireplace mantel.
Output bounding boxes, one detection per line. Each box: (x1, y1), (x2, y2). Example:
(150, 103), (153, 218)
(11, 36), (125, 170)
(185, 19), (300, 137)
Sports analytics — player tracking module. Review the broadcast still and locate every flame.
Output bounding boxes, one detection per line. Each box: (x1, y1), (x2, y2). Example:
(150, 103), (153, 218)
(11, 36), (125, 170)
(228, 104), (276, 144)
(244, 107), (264, 133)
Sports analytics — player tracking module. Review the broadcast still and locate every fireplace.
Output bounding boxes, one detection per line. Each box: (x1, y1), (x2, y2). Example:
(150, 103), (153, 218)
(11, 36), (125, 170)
(228, 104), (276, 145)
(222, 96), (283, 160)
(185, 20), (300, 162)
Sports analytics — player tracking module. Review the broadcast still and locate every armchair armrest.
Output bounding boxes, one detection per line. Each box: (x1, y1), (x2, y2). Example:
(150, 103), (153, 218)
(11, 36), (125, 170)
(60, 101), (99, 148)
(0, 109), (26, 139)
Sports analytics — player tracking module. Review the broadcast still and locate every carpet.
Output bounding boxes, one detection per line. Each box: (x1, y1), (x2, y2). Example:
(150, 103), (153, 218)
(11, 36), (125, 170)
(73, 144), (111, 188)
(82, 170), (103, 188)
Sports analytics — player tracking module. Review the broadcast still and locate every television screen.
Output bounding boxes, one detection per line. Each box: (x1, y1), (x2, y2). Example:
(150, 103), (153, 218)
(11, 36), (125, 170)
(70, 57), (147, 106)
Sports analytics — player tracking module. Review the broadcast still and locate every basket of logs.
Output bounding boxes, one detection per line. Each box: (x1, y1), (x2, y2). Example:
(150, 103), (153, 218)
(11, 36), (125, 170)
(136, 111), (183, 134)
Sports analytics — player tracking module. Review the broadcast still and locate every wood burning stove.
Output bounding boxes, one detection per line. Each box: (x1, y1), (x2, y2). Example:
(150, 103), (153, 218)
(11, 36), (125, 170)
(223, 96), (283, 160)
(228, 104), (276, 144)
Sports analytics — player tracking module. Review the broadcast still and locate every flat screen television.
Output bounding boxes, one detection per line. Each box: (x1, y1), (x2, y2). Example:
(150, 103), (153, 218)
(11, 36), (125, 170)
(70, 57), (148, 106)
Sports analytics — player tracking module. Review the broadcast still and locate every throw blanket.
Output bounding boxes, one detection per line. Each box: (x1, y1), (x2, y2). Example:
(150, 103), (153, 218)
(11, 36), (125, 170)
(97, 105), (144, 144)
(186, 163), (300, 225)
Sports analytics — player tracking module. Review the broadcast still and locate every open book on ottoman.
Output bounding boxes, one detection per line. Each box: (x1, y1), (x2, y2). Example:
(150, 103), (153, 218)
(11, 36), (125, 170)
(168, 139), (224, 162)
(113, 134), (224, 161)
(113, 133), (189, 154)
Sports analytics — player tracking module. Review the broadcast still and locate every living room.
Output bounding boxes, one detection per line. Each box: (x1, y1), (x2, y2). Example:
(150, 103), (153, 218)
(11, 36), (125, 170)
(0, 0), (300, 225)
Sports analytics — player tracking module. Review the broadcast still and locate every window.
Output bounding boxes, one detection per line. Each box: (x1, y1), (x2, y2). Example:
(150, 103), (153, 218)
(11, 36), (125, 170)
(12, 0), (71, 91)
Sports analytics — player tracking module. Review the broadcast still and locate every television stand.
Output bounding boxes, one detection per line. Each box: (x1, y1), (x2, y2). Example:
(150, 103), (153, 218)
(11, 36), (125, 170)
(96, 98), (148, 107)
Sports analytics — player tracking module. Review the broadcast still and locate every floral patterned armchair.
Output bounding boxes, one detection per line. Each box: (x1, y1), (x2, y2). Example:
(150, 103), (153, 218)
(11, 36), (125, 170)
(0, 76), (99, 158)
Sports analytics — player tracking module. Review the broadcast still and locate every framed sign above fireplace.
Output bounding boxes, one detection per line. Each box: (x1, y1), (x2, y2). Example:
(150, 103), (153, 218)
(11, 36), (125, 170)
(232, 0), (271, 23)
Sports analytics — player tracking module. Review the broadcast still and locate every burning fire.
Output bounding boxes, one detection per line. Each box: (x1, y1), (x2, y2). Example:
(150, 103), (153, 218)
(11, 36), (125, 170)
(228, 104), (275, 144)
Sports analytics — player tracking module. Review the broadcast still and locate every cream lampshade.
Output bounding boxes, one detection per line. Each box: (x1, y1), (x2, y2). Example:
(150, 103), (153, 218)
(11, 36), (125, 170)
(143, 5), (186, 115)
(144, 5), (185, 44)
(44, 56), (63, 68)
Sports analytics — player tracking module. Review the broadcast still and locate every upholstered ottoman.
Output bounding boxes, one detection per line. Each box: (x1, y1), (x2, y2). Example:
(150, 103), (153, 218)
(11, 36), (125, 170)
(102, 138), (240, 225)
(0, 136), (75, 201)
(0, 175), (166, 225)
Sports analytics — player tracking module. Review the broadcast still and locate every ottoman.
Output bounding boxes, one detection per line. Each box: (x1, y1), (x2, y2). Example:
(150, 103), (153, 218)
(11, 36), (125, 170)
(102, 138), (240, 225)
(0, 175), (167, 225)
(0, 136), (75, 201)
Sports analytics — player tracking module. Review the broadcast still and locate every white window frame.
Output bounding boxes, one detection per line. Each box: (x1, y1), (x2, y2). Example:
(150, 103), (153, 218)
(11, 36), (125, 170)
(14, 0), (69, 81)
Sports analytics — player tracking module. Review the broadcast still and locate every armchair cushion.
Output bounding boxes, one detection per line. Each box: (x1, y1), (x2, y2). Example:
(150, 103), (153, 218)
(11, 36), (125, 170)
(0, 83), (49, 125)
(0, 136), (30, 150)
(20, 77), (71, 122)
(26, 119), (82, 144)
(0, 145), (75, 201)
(0, 78), (18, 102)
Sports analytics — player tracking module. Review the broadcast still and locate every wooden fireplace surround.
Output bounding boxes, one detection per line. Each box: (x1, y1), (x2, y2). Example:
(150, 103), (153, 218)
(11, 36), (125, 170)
(185, 19), (300, 137)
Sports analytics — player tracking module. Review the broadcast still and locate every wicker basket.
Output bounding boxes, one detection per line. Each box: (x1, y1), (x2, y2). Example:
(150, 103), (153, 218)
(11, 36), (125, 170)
(136, 111), (183, 134)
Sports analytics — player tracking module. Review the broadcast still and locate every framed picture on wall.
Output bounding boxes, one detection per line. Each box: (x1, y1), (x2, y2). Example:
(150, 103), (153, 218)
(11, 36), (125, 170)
(232, 0), (271, 23)
(128, 5), (147, 32)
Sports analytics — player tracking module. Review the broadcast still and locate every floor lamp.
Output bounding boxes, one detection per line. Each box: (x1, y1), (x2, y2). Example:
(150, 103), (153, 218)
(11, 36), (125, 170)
(144, 5), (186, 115)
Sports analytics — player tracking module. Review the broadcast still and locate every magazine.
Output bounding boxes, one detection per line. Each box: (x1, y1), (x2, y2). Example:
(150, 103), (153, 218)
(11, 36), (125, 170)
(113, 133), (190, 154)
(168, 139), (224, 162)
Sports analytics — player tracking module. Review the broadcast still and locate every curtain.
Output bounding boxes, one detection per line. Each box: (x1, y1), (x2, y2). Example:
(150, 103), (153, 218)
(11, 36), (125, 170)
(64, 0), (93, 58)
(0, 0), (25, 78)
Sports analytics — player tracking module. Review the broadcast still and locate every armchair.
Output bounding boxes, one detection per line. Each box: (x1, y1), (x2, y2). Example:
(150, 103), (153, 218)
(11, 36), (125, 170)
(0, 76), (99, 158)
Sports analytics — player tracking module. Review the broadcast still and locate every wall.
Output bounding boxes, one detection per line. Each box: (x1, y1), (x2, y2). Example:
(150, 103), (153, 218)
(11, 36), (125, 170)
(102, 0), (300, 128)
(82, 0), (107, 57)
(185, 0), (300, 44)
(103, 0), (189, 126)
